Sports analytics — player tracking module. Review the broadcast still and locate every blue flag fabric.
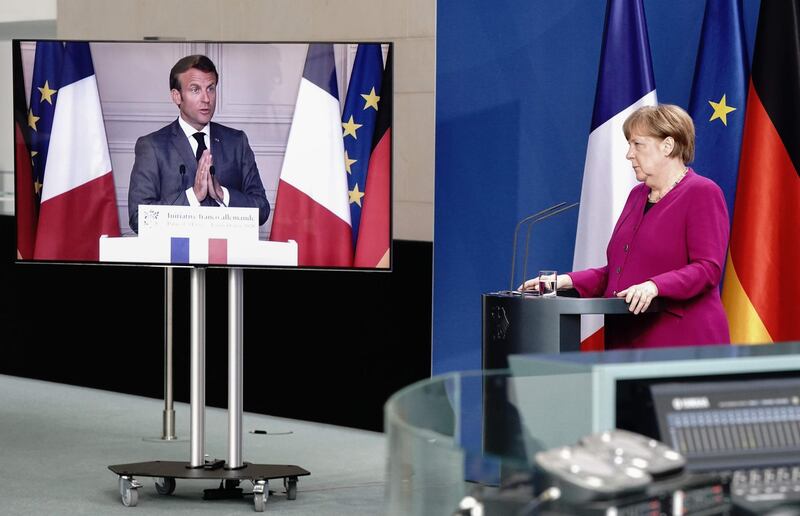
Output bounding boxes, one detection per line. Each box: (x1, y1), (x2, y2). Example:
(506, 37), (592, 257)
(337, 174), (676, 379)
(688, 0), (749, 221)
(591, 0), (656, 131)
(342, 44), (383, 246)
(62, 42), (96, 86)
(29, 41), (65, 196)
(303, 43), (339, 99)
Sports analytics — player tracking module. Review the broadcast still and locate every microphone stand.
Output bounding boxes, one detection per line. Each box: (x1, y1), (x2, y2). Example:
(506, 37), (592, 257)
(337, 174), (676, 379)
(508, 201), (579, 292)
(508, 203), (566, 292)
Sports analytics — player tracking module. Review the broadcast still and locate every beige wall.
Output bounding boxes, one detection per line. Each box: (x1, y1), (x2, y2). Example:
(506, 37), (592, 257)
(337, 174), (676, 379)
(0, 0), (56, 23)
(56, 0), (435, 242)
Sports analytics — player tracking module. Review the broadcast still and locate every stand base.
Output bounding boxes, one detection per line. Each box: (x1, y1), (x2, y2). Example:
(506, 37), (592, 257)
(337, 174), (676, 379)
(141, 436), (186, 443)
(109, 460), (309, 481)
(110, 461), (308, 511)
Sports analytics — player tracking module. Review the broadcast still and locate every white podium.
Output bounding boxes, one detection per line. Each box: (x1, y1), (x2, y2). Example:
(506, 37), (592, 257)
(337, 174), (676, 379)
(99, 205), (297, 266)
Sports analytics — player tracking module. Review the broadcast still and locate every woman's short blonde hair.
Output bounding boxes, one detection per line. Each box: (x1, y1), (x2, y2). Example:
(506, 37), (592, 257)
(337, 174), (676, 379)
(623, 104), (695, 164)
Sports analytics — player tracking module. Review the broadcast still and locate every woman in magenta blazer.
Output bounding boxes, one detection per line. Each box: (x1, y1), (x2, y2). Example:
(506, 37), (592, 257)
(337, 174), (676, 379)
(523, 104), (731, 349)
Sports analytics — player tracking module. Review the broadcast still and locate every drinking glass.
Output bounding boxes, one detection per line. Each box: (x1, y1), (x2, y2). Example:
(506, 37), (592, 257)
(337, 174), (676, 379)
(539, 270), (557, 297)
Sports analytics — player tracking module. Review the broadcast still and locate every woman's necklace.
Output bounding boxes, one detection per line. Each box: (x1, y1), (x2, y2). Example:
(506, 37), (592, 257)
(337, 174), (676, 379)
(648, 168), (687, 203)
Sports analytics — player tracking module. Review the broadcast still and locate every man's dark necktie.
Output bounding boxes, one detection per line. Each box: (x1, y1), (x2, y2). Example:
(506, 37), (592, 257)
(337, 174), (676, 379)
(193, 132), (207, 161)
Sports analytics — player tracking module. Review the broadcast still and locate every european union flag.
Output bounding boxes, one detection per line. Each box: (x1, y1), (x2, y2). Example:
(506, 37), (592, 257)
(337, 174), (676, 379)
(341, 44), (383, 247)
(688, 0), (749, 222)
(28, 41), (65, 199)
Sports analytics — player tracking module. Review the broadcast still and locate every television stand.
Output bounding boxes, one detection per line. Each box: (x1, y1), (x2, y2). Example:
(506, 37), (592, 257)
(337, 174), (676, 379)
(109, 268), (309, 512)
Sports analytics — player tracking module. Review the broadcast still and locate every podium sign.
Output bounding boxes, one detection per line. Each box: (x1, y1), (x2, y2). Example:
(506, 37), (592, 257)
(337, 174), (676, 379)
(139, 205), (259, 241)
(100, 205), (298, 266)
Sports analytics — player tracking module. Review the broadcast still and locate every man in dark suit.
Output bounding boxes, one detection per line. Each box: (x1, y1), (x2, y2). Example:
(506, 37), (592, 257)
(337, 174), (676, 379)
(128, 55), (269, 233)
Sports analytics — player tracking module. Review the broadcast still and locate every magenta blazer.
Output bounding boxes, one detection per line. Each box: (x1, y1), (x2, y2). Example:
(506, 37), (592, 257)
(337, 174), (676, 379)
(568, 169), (731, 349)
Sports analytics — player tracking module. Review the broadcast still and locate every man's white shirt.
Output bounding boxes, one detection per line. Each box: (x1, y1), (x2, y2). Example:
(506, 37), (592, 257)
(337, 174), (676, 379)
(177, 116), (230, 207)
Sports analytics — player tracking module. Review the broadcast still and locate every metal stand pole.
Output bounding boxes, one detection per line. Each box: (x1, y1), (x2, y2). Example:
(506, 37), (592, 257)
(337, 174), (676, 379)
(190, 268), (206, 467)
(109, 266), (310, 508)
(162, 268), (177, 440)
(227, 268), (244, 469)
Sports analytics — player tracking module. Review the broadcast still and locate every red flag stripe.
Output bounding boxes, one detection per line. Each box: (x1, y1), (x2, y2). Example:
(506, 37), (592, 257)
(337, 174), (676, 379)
(14, 121), (37, 259)
(33, 172), (120, 261)
(208, 238), (228, 264)
(580, 327), (605, 352)
(270, 180), (353, 267)
(354, 129), (390, 267)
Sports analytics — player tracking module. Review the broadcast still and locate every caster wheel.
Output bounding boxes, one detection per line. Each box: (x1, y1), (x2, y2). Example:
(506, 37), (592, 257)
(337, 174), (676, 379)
(155, 477), (176, 495)
(284, 477), (298, 500)
(119, 477), (139, 507)
(254, 491), (267, 512)
(253, 480), (269, 512)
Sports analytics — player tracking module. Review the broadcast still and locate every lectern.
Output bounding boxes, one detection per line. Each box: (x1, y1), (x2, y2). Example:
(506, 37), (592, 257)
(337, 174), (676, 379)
(481, 291), (661, 461)
(482, 291), (662, 369)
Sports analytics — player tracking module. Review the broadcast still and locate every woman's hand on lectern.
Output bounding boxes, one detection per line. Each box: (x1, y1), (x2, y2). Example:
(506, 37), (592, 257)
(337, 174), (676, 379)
(617, 280), (658, 314)
(518, 274), (573, 292)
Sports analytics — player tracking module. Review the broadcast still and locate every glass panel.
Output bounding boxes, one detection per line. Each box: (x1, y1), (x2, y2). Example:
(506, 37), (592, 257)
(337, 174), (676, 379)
(385, 343), (800, 515)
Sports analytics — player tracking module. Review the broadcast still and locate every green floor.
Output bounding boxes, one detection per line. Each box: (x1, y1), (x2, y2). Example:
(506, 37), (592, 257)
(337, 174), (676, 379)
(0, 375), (386, 515)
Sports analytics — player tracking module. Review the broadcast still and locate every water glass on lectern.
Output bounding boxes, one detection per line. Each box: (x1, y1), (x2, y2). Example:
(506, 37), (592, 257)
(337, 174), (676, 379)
(539, 270), (557, 297)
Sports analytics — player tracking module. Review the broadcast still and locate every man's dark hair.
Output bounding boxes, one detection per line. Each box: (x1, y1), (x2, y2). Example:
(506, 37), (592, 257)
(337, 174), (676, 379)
(169, 55), (218, 91)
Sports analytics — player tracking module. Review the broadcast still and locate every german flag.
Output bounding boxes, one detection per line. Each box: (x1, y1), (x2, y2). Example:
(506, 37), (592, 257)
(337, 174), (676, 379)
(13, 41), (37, 259)
(353, 47), (392, 268)
(722, 1), (800, 343)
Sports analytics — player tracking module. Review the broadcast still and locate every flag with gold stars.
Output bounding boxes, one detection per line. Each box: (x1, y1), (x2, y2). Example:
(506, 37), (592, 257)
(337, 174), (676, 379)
(722, 0), (800, 344)
(28, 41), (64, 201)
(270, 44), (353, 267)
(33, 42), (120, 261)
(688, 0), (748, 222)
(13, 41), (37, 259)
(354, 47), (392, 269)
(341, 44), (383, 247)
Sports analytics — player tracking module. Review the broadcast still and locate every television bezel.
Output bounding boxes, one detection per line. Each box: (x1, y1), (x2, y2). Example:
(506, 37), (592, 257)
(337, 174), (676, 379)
(12, 38), (394, 272)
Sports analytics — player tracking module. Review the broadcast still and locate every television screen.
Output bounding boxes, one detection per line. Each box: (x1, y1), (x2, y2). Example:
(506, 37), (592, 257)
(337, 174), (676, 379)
(13, 40), (392, 270)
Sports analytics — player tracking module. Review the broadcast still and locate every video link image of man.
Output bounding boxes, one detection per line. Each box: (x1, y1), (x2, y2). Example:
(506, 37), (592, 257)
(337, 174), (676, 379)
(127, 54), (269, 233)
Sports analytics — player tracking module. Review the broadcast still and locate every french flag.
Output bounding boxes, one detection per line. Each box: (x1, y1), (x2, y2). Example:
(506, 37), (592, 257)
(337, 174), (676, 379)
(33, 42), (120, 260)
(270, 44), (353, 267)
(572, 0), (657, 350)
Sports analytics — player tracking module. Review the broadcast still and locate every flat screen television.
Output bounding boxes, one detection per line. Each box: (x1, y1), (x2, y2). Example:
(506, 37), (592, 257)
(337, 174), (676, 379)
(13, 40), (392, 270)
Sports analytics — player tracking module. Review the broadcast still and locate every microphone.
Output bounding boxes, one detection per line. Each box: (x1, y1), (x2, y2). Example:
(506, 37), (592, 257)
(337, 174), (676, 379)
(207, 165), (227, 206)
(169, 164), (187, 205)
(509, 201), (579, 292)
(508, 202), (567, 292)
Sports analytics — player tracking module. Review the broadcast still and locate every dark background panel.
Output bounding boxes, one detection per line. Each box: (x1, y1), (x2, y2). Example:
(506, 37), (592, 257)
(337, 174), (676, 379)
(0, 215), (432, 432)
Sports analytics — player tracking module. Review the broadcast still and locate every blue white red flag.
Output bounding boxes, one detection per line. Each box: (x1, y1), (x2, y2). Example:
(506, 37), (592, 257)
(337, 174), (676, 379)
(33, 42), (120, 261)
(270, 44), (353, 267)
(13, 41), (37, 259)
(572, 0), (657, 350)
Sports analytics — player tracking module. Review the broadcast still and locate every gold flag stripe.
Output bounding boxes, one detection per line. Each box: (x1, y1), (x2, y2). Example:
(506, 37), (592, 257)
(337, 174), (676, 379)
(721, 254), (773, 345)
